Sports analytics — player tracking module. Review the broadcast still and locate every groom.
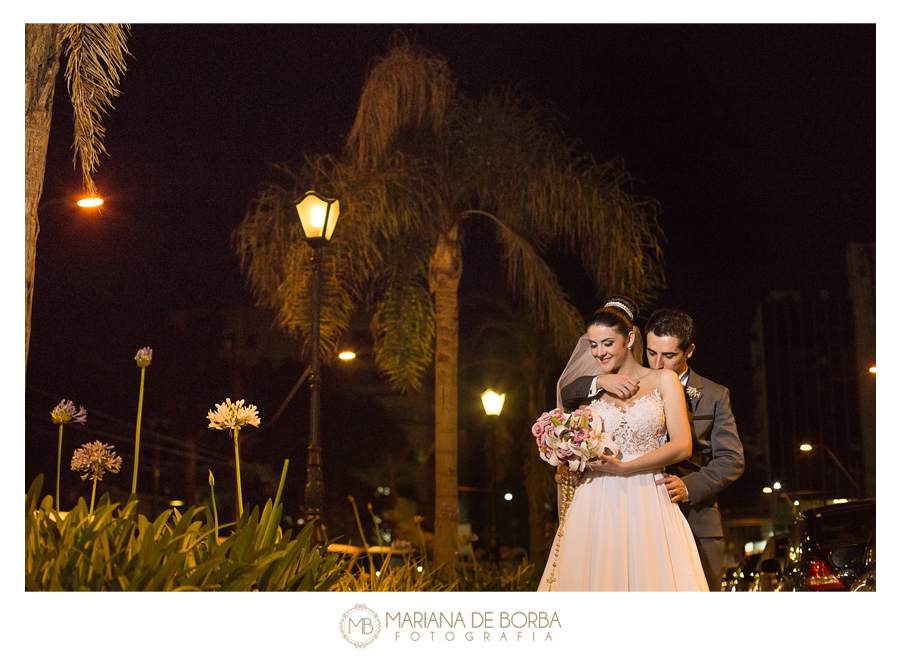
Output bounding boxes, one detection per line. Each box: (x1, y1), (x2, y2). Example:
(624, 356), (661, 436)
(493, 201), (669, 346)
(559, 308), (744, 590)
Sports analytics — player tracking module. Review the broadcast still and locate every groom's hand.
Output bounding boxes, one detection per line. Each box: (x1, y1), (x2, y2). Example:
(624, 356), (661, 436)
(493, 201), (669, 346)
(656, 474), (689, 503)
(596, 374), (640, 398)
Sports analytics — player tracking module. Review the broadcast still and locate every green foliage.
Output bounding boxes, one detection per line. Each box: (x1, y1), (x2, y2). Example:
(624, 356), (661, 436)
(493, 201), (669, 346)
(445, 560), (537, 592)
(334, 550), (455, 592)
(26, 474), (540, 592)
(25, 475), (346, 592)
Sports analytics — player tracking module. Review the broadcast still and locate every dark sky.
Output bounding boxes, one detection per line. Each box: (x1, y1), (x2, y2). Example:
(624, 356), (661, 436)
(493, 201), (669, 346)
(31, 23), (875, 419)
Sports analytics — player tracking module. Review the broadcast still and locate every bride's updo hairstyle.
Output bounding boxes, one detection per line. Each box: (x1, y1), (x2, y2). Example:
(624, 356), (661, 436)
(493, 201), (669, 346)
(588, 295), (644, 366)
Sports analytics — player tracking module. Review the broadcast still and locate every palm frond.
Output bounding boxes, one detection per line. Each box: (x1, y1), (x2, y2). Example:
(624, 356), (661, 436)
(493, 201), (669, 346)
(233, 180), (303, 309)
(347, 38), (456, 168)
(62, 23), (130, 197)
(464, 89), (666, 309)
(473, 210), (585, 358)
(371, 280), (435, 394)
(275, 245), (356, 363)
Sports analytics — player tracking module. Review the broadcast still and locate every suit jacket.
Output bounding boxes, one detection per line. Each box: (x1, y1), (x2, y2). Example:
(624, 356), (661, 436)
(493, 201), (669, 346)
(558, 367), (744, 537)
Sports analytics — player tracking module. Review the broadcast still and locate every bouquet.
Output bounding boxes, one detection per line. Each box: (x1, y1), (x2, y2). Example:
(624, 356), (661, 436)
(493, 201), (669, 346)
(531, 408), (618, 473)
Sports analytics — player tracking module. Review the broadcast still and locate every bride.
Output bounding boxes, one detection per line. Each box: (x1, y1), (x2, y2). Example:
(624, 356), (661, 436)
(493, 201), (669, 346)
(537, 296), (709, 591)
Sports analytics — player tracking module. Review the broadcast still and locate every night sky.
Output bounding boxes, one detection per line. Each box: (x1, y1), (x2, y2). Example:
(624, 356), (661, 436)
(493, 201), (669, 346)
(16, 15), (886, 650)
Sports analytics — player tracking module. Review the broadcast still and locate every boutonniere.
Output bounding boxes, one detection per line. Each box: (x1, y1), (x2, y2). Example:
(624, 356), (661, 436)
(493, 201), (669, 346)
(685, 386), (701, 401)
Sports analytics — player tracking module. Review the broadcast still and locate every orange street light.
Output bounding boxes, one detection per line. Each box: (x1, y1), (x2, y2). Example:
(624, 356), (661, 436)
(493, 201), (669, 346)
(77, 197), (104, 208)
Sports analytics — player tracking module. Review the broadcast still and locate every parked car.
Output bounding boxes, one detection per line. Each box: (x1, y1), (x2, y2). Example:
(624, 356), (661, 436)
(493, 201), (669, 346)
(763, 499), (875, 591)
(750, 532), (789, 591)
(721, 553), (761, 591)
(849, 529), (875, 591)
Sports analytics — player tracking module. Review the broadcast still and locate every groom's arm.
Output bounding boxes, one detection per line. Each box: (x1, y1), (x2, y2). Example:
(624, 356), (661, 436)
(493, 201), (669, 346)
(560, 374), (642, 410)
(682, 386), (744, 504)
(559, 376), (598, 410)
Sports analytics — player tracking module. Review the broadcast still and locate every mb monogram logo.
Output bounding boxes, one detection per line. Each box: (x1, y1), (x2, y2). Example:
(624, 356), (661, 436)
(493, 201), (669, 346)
(340, 603), (382, 648)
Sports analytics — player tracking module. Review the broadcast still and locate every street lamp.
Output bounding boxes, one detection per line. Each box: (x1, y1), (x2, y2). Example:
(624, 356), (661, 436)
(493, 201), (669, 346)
(481, 390), (505, 416)
(77, 196), (104, 208)
(295, 190), (340, 543)
(481, 389), (505, 564)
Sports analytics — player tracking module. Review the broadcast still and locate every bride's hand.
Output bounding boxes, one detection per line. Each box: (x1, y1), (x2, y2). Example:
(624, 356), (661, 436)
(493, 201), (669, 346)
(590, 454), (631, 475)
(597, 373), (640, 399)
(555, 468), (585, 486)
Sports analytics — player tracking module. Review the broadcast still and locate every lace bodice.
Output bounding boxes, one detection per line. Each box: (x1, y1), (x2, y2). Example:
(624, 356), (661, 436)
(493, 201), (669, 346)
(588, 388), (667, 461)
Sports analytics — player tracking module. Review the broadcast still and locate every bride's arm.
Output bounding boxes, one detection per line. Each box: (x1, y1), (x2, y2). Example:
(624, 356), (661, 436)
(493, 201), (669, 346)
(590, 370), (692, 475)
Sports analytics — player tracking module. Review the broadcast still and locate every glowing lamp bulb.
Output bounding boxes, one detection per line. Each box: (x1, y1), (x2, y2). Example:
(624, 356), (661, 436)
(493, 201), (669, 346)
(481, 389), (505, 416)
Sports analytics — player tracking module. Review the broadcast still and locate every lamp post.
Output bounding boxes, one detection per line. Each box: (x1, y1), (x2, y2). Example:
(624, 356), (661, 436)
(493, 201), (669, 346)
(481, 389), (505, 565)
(763, 481), (799, 520)
(800, 443), (862, 498)
(295, 190), (340, 544)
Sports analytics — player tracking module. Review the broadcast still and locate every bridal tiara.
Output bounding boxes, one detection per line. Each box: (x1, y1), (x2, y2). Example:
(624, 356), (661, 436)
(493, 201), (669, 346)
(604, 300), (633, 320)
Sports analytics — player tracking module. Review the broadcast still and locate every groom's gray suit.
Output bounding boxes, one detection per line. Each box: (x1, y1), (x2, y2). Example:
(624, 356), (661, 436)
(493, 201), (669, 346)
(559, 366), (744, 590)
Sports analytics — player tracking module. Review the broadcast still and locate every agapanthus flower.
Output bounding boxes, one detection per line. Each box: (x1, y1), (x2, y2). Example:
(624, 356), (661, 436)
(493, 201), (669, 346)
(134, 347), (153, 368)
(71, 441), (123, 482)
(206, 398), (261, 431)
(51, 400), (87, 425)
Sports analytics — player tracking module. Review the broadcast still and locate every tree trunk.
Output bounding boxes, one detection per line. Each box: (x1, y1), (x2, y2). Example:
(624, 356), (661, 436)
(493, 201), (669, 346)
(25, 23), (64, 377)
(429, 224), (462, 569)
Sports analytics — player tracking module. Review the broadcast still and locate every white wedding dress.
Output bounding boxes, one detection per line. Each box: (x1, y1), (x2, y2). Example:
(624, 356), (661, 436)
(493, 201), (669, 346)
(537, 389), (709, 591)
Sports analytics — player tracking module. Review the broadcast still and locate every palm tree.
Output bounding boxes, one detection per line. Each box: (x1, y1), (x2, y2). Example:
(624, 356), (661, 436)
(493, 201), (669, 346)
(24, 23), (130, 374)
(234, 40), (664, 568)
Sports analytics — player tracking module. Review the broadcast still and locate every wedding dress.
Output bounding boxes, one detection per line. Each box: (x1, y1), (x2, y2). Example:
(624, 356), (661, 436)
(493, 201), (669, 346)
(537, 389), (709, 591)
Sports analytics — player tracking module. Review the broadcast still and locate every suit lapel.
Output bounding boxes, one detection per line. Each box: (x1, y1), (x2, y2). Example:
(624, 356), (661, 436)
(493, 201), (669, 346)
(683, 367), (704, 468)
(685, 367), (704, 414)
